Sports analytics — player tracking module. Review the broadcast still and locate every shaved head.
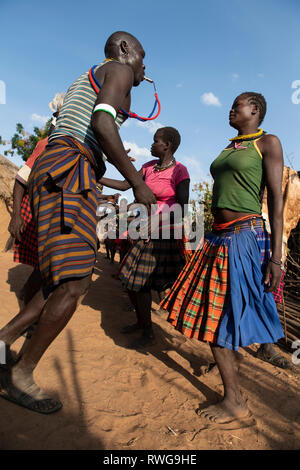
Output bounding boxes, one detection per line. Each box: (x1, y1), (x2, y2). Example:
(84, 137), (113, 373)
(104, 31), (142, 57)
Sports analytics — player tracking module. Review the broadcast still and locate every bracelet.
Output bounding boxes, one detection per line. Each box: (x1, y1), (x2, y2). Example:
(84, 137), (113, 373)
(270, 257), (282, 266)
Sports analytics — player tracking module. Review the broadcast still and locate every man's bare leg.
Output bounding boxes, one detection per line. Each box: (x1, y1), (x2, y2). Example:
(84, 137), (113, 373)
(21, 269), (43, 306)
(0, 289), (47, 347)
(0, 275), (91, 413)
(198, 344), (249, 423)
(17, 269), (43, 360)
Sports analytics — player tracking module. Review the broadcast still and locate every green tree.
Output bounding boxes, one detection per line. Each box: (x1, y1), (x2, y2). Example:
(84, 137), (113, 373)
(190, 180), (213, 233)
(0, 119), (52, 162)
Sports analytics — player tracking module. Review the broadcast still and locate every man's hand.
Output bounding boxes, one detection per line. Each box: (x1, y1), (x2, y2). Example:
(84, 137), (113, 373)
(264, 261), (282, 293)
(8, 214), (24, 241)
(133, 182), (156, 213)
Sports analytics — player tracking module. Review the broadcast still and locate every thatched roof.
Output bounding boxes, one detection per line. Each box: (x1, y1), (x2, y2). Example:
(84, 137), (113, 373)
(0, 154), (19, 204)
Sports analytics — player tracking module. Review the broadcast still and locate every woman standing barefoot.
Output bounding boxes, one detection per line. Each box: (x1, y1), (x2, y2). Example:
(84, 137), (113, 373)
(100, 127), (190, 348)
(161, 92), (284, 423)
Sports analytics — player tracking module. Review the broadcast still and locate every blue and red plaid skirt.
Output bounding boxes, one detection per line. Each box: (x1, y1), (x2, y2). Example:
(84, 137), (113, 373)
(161, 216), (284, 350)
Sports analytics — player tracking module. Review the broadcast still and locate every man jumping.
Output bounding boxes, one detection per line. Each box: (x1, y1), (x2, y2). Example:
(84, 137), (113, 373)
(0, 31), (156, 414)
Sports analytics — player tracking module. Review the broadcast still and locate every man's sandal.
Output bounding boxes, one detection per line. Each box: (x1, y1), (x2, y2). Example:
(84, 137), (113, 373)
(0, 371), (62, 414)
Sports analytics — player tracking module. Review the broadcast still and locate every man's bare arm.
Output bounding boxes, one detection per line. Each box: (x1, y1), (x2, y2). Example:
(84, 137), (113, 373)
(91, 63), (156, 210)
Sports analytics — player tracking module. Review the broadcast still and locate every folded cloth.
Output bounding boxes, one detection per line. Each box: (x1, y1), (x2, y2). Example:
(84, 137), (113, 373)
(28, 136), (106, 295)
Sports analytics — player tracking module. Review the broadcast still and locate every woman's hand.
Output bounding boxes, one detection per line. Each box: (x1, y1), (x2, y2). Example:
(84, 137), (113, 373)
(264, 260), (282, 293)
(125, 148), (136, 162)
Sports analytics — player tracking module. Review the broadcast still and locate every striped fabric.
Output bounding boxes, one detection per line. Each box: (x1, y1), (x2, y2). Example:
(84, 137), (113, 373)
(28, 136), (106, 294)
(49, 61), (127, 156)
(161, 217), (284, 349)
(119, 239), (185, 292)
(13, 191), (39, 268)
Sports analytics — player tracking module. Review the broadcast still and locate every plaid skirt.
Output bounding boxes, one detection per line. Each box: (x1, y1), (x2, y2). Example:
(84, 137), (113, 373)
(13, 191), (39, 269)
(119, 238), (185, 292)
(161, 217), (284, 350)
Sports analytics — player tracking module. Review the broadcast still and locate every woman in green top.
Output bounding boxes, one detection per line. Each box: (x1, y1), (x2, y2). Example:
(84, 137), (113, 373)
(161, 92), (284, 423)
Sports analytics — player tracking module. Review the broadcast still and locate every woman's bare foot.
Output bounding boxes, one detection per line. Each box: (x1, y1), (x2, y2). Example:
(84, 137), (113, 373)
(198, 394), (249, 423)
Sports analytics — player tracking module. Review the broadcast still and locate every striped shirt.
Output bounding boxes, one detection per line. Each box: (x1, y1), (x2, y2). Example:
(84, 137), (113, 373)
(49, 61), (127, 158)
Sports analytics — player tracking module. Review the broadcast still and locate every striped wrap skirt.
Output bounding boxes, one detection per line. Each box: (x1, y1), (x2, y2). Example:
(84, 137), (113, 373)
(118, 238), (186, 292)
(28, 136), (106, 296)
(161, 216), (284, 351)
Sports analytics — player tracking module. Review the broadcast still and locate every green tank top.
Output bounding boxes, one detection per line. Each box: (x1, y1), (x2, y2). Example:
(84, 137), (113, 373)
(210, 138), (263, 214)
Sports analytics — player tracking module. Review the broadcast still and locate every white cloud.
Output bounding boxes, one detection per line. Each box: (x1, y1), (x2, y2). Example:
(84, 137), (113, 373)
(123, 140), (151, 160)
(136, 120), (164, 134)
(180, 155), (205, 182)
(201, 92), (221, 107)
(31, 113), (50, 124)
(232, 73), (239, 80)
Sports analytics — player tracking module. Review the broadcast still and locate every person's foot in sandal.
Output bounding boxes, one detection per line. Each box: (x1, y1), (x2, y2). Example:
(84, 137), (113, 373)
(0, 365), (62, 414)
(257, 343), (293, 369)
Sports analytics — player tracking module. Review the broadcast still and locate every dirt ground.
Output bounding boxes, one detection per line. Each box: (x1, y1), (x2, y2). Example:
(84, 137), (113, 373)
(0, 245), (299, 451)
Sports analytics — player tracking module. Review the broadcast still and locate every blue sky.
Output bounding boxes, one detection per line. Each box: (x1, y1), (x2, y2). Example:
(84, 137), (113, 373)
(0, 0), (299, 200)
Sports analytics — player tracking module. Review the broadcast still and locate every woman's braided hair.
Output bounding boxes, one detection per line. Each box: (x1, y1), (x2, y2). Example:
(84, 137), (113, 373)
(240, 92), (267, 125)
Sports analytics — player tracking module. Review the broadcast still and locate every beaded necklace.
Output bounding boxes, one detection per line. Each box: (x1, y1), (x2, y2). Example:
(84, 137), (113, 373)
(153, 157), (176, 172)
(89, 59), (161, 122)
(229, 128), (265, 142)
